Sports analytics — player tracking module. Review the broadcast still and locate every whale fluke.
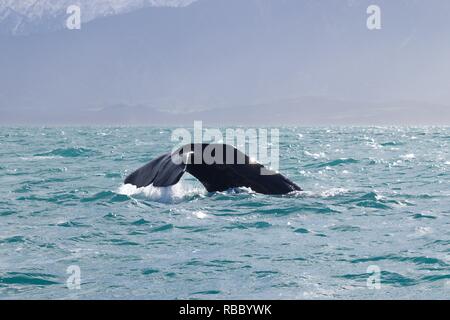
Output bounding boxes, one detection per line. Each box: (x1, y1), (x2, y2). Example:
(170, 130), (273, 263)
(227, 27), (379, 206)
(124, 144), (301, 195)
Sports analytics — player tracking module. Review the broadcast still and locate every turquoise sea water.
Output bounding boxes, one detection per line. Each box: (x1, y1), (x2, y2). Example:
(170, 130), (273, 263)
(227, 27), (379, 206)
(0, 126), (449, 299)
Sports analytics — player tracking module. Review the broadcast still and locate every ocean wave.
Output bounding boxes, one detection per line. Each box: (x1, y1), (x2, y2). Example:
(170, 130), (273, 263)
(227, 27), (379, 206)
(316, 158), (359, 168)
(340, 191), (394, 209)
(0, 272), (59, 286)
(351, 254), (448, 267)
(337, 270), (418, 287)
(381, 141), (404, 146)
(0, 235), (27, 244)
(81, 191), (129, 203)
(291, 188), (351, 198)
(150, 224), (174, 232)
(34, 147), (96, 158)
(16, 193), (81, 205)
(223, 221), (271, 230)
(3, 126), (450, 299)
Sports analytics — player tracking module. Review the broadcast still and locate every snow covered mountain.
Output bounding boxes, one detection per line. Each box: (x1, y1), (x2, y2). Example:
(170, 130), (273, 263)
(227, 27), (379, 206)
(1, 0), (449, 124)
(0, 0), (196, 35)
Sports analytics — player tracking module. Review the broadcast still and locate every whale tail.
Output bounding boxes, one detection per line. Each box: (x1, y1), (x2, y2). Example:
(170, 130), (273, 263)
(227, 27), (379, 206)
(124, 144), (301, 195)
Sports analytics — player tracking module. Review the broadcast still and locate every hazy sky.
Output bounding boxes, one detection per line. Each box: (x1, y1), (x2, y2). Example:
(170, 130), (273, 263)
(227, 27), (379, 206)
(1, 0), (449, 124)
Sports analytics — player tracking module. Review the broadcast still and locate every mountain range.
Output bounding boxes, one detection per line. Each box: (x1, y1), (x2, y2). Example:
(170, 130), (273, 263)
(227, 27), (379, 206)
(0, 0), (196, 35)
(1, 0), (449, 124)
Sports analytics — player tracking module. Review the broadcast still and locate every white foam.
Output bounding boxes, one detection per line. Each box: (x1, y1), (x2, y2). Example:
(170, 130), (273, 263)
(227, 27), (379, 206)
(304, 151), (326, 159)
(400, 153), (415, 160)
(415, 226), (432, 235)
(118, 182), (205, 204)
(192, 210), (208, 219)
(20, 156), (61, 161)
(222, 186), (256, 194)
(320, 188), (350, 197)
(291, 187), (350, 198)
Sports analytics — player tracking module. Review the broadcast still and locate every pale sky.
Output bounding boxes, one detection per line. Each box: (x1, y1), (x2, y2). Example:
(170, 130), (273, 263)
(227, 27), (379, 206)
(0, 0), (449, 124)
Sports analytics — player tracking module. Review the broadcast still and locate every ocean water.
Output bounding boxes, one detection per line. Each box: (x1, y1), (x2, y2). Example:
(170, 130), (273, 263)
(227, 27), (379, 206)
(0, 126), (449, 299)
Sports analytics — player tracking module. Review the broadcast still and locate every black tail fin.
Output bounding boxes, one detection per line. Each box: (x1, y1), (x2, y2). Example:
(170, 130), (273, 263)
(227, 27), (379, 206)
(124, 144), (301, 195)
(124, 153), (186, 188)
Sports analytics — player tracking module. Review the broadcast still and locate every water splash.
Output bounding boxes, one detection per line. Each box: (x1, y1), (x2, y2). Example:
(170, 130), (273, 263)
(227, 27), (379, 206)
(117, 182), (206, 204)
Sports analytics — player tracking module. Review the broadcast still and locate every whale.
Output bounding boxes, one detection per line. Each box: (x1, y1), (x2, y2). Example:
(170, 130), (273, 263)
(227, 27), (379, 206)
(124, 143), (301, 195)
